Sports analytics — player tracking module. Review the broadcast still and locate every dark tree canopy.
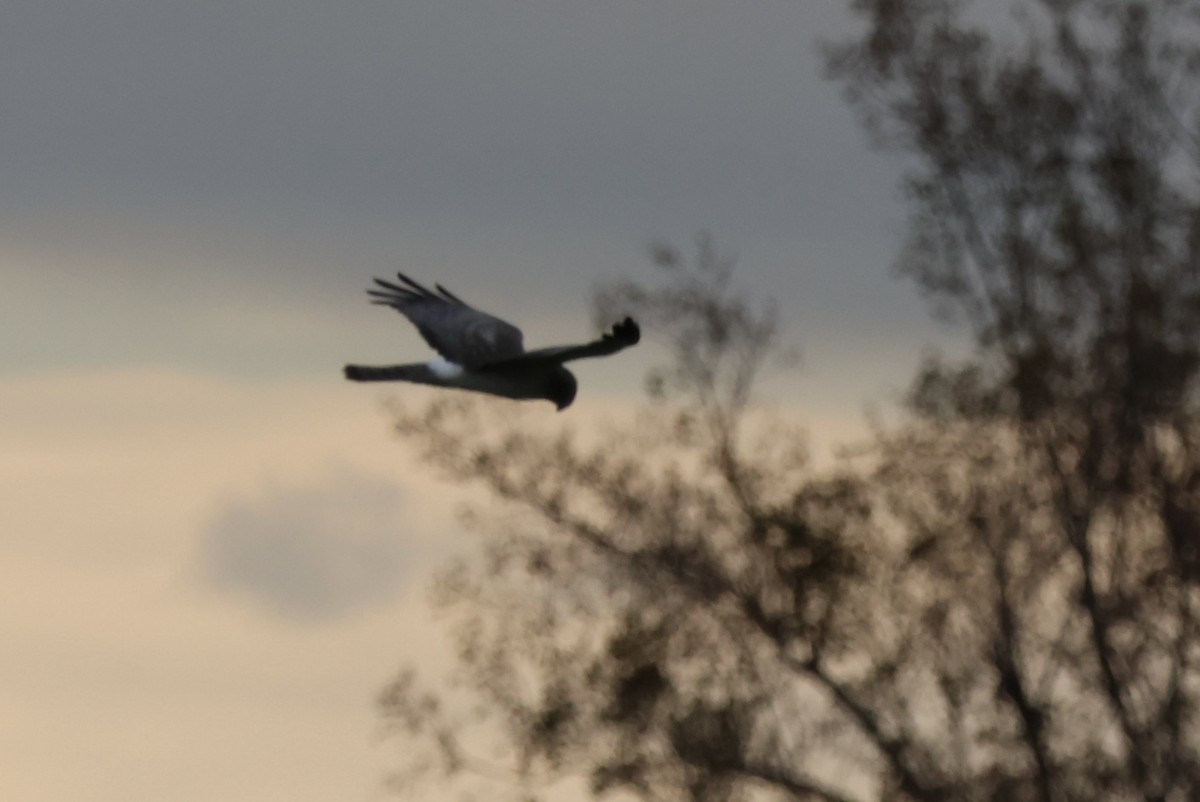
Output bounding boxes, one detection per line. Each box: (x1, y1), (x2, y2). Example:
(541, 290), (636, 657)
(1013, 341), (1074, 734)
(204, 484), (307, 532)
(379, 3), (1200, 801)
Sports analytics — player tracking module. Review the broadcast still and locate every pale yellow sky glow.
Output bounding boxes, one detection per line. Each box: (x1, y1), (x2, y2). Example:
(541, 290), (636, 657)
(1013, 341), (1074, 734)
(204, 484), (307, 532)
(2, 370), (468, 801)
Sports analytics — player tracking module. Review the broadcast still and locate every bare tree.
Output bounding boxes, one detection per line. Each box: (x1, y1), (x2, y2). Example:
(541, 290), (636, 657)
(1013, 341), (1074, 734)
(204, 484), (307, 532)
(379, 2), (1200, 800)
(827, 0), (1200, 798)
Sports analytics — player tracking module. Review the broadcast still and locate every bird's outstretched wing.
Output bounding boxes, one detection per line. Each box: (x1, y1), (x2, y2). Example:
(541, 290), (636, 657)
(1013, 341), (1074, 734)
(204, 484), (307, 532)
(367, 273), (525, 368)
(483, 318), (640, 370)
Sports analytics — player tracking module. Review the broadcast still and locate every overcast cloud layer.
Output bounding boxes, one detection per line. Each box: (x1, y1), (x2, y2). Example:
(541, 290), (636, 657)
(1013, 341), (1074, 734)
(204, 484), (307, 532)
(7, 1), (884, 232)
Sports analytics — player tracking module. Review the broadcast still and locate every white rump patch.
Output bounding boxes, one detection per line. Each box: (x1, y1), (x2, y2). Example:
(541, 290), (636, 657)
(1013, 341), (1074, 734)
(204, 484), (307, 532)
(427, 359), (465, 379)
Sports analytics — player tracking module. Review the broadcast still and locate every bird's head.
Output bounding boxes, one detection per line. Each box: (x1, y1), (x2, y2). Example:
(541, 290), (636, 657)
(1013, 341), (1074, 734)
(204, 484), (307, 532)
(547, 366), (578, 411)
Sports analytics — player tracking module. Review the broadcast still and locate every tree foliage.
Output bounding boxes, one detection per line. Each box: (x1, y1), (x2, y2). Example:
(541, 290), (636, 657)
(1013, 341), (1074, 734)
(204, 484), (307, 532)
(380, 2), (1200, 800)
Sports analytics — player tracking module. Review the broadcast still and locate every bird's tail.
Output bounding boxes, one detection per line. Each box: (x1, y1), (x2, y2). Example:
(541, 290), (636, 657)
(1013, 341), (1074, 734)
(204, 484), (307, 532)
(344, 363), (431, 382)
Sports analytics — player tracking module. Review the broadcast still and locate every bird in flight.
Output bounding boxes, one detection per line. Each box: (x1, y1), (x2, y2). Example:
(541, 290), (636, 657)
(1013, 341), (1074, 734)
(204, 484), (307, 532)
(344, 273), (640, 410)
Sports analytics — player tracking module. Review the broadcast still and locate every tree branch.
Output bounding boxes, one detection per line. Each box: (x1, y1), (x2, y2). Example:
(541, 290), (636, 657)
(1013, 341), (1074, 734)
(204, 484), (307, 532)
(737, 761), (862, 802)
(988, 534), (1055, 802)
(795, 655), (938, 802)
(1040, 436), (1155, 796)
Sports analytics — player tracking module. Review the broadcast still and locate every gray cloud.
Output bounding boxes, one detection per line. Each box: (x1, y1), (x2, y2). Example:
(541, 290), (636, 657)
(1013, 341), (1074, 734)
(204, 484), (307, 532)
(198, 471), (422, 622)
(2, 1), (905, 263)
(4, 1), (885, 232)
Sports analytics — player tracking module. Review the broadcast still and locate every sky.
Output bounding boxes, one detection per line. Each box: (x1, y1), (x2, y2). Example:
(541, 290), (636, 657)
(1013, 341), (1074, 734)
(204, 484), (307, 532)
(3, 2), (950, 800)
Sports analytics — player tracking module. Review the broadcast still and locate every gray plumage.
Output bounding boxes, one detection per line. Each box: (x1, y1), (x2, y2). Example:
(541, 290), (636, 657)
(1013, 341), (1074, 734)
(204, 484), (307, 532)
(366, 274), (525, 369)
(345, 272), (640, 410)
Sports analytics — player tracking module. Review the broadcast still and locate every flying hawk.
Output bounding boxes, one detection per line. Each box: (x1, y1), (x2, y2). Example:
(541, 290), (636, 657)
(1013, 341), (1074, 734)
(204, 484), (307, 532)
(344, 273), (640, 410)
